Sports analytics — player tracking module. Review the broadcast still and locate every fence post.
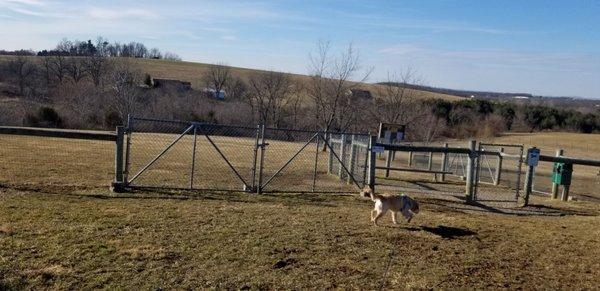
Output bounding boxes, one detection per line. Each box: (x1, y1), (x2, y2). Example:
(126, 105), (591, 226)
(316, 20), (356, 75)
(385, 150), (392, 177)
(551, 149), (564, 199)
(441, 143), (448, 182)
(327, 133), (334, 174)
(367, 136), (377, 191)
(428, 151), (435, 181)
(111, 126), (126, 192)
(339, 134), (347, 179)
(465, 140), (476, 202)
(519, 147), (537, 207)
(561, 184), (571, 202)
(408, 151), (413, 167)
(494, 147), (504, 186)
(347, 137), (356, 184)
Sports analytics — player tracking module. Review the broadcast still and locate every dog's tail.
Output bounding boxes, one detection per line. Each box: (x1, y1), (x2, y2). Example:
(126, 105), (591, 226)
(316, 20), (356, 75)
(361, 186), (382, 202)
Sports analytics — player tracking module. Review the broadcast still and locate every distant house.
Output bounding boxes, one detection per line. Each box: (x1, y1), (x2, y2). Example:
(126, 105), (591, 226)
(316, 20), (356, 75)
(349, 89), (372, 99)
(202, 88), (226, 100)
(152, 78), (192, 91)
(513, 96), (530, 100)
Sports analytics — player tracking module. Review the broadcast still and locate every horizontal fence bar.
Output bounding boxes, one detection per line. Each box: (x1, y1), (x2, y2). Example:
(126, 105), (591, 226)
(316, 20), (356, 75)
(375, 166), (453, 175)
(376, 143), (470, 154)
(539, 155), (600, 167)
(0, 126), (116, 141)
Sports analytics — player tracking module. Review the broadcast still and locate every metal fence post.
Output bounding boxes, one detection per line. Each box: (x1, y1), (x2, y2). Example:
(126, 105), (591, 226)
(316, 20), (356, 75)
(339, 134), (347, 179)
(551, 149), (564, 199)
(189, 125), (197, 189)
(385, 150), (392, 178)
(347, 136), (357, 184)
(367, 136), (377, 191)
(440, 143), (448, 182)
(494, 147), (504, 186)
(465, 140), (476, 202)
(327, 133), (334, 174)
(408, 151), (413, 167)
(428, 151), (435, 181)
(312, 133), (321, 191)
(250, 125), (261, 192)
(257, 125), (266, 194)
(123, 115), (133, 183)
(561, 184), (571, 202)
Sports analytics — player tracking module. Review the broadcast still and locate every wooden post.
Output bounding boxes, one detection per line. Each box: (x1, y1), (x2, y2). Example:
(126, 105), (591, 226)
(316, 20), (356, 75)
(114, 126), (124, 183)
(408, 151), (413, 167)
(385, 150), (392, 177)
(519, 147), (537, 207)
(111, 126), (126, 192)
(368, 136), (377, 191)
(551, 149), (564, 199)
(494, 147), (504, 186)
(440, 143), (448, 182)
(465, 140), (476, 202)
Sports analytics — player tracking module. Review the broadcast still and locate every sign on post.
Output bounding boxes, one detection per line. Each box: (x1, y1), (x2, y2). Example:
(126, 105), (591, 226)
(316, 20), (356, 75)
(378, 123), (406, 144)
(527, 148), (540, 167)
(371, 146), (385, 153)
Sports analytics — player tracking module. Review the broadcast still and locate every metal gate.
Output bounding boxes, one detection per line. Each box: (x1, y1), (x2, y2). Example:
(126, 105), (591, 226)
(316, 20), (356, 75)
(123, 117), (369, 193)
(474, 143), (524, 202)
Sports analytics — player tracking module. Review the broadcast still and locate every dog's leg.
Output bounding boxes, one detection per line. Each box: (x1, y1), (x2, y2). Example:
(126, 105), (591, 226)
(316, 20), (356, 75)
(373, 210), (384, 226)
(371, 209), (377, 222)
(391, 211), (398, 224)
(401, 208), (413, 223)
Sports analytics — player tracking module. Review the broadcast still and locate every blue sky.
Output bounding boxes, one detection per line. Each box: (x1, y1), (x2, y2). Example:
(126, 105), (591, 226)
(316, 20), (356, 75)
(1, 0), (599, 98)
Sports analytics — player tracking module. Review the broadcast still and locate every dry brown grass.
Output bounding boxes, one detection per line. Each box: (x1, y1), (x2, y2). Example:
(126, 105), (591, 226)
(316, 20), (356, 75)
(1, 132), (600, 289)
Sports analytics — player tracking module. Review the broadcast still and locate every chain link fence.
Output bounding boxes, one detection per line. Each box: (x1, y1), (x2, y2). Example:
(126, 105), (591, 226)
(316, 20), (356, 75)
(0, 132), (114, 188)
(124, 117), (370, 193)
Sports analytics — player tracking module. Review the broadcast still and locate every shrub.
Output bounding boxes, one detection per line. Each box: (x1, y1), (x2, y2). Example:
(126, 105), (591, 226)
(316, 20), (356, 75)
(25, 107), (62, 128)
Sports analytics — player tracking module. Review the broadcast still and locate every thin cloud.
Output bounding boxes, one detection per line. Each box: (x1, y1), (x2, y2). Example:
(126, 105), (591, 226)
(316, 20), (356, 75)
(88, 7), (160, 21)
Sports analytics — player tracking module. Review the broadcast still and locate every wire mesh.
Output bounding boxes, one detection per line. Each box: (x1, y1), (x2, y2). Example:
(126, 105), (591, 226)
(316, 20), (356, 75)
(0, 133), (114, 187)
(126, 117), (370, 193)
(126, 117), (258, 191)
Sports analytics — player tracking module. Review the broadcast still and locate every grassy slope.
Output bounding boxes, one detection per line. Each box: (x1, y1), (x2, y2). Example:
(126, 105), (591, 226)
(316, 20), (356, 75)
(1, 187), (599, 289)
(0, 55), (465, 102)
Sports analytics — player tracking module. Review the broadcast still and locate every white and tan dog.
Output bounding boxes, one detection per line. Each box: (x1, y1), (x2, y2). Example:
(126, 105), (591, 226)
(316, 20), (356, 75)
(361, 186), (419, 226)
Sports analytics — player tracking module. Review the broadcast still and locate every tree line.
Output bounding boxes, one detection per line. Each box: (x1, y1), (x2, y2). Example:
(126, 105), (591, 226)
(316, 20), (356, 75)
(1, 39), (598, 140)
(0, 37), (181, 60)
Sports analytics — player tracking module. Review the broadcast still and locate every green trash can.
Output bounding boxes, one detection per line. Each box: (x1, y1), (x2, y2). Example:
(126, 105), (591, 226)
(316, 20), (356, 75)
(552, 162), (573, 186)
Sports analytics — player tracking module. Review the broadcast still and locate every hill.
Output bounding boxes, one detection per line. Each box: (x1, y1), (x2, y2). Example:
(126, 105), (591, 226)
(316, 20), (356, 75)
(0, 55), (465, 102)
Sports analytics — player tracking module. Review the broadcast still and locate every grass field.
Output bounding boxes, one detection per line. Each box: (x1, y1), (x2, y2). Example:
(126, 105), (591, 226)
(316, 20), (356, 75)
(1, 131), (600, 289)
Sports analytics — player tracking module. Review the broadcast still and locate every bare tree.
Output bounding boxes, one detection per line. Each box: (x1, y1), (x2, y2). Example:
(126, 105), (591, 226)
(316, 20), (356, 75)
(202, 63), (231, 98)
(372, 68), (424, 125)
(65, 58), (87, 84)
(85, 54), (110, 87)
(228, 77), (248, 100)
(48, 55), (68, 83)
(307, 40), (372, 133)
(246, 70), (296, 127)
(107, 61), (143, 120)
(7, 56), (37, 96)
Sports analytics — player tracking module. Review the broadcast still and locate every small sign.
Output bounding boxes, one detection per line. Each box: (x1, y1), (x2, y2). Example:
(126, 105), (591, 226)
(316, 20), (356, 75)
(378, 123), (406, 144)
(371, 146), (385, 153)
(527, 148), (540, 167)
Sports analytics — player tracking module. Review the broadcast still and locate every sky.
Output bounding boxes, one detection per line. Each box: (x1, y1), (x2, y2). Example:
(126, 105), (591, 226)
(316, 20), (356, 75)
(1, 0), (599, 98)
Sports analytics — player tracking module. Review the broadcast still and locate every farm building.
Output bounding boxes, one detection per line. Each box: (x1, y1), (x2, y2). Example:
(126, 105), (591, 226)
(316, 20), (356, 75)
(152, 78), (192, 91)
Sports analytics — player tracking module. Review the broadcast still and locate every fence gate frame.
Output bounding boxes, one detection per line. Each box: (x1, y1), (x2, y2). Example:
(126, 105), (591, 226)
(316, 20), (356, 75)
(474, 142), (524, 202)
(120, 117), (369, 193)
(124, 119), (258, 191)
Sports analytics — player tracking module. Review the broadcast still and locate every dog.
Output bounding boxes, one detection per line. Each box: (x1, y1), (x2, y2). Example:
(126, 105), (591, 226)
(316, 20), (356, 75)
(361, 186), (419, 226)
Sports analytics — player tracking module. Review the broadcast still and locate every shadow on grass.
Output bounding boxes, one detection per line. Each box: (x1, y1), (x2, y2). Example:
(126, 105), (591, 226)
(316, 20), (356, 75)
(421, 225), (477, 239)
